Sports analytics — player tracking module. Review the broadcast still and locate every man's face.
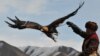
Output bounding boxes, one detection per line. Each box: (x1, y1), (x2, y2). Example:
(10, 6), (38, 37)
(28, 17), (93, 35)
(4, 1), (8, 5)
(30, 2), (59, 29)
(86, 29), (89, 33)
(86, 28), (94, 35)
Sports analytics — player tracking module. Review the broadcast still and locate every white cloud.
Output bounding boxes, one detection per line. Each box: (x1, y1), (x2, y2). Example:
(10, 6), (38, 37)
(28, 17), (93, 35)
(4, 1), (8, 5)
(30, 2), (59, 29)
(25, 0), (47, 14)
(0, 0), (47, 14)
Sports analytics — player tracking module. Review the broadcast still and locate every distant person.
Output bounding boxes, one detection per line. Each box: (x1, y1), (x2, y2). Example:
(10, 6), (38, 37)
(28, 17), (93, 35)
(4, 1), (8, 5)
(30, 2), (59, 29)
(66, 21), (99, 56)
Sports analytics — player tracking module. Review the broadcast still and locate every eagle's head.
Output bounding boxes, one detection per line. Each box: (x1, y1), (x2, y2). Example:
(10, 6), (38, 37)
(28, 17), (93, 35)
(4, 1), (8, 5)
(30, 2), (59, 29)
(41, 26), (49, 32)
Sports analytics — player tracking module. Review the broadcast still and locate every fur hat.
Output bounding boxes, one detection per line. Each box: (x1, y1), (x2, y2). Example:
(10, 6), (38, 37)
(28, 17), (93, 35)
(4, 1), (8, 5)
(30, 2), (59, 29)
(85, 21), (98, 31)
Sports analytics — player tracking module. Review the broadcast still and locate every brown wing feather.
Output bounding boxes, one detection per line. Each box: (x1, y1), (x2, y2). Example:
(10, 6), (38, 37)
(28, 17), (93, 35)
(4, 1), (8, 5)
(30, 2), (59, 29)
(24, 21), (42, 30)
(48, 2), (84, 28)
(6, 16), (42, 30)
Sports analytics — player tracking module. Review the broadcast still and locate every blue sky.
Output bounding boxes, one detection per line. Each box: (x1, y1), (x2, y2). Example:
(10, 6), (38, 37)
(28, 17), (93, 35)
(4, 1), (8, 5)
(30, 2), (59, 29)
(0, 0), (100, 51)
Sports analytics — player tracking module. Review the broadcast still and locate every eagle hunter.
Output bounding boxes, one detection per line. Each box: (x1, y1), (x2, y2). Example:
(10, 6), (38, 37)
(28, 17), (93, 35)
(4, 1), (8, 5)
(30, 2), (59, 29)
(5, 2), (84, 42)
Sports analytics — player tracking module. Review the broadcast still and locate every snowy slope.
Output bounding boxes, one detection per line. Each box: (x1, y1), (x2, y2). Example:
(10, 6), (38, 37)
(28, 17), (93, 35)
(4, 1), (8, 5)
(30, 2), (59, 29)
(0, 41), (29, 56)
(20, 46), (79, 56)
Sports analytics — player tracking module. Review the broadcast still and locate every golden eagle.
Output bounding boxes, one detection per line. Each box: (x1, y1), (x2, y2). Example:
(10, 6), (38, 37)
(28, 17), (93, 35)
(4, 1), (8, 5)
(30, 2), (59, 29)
(5, 2), (84, 42)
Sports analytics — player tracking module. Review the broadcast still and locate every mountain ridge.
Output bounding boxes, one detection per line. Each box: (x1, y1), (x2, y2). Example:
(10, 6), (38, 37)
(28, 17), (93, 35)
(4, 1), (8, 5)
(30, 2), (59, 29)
(20, 46), (80, 56)
(0, 41), (99, 56)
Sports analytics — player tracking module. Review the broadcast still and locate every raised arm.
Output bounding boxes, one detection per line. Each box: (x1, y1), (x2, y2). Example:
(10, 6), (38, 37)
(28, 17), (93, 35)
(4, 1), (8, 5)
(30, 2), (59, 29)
(66, 21), (88, 38)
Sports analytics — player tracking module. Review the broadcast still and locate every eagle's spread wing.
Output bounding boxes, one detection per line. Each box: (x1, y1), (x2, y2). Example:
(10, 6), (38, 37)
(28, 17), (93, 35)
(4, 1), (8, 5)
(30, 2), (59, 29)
(5, 16), (42, 30)
(5, 16), (57, 42)
(48, 2), (84, 28)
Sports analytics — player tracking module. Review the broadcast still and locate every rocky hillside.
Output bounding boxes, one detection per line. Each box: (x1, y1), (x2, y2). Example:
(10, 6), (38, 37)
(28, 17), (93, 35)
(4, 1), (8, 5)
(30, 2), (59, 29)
(0, 41), (29, 56)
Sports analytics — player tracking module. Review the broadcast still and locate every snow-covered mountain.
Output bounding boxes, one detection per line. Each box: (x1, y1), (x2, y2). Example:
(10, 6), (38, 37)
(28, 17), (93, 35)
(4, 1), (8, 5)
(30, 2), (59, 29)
(1, 41), (99, 56)
(20, 46), (80, 56)
(0, 41), (29, 56)
(0, 41), (79, 56)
